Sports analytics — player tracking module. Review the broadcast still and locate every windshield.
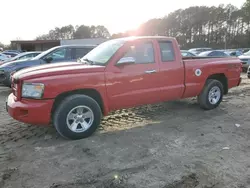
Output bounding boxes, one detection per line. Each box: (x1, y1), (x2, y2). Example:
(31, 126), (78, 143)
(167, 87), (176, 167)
(32, 46), (59, 60)
(198, 51), (211, 56)
(243, 50), (250, 56)
(80, 39), (126, 65)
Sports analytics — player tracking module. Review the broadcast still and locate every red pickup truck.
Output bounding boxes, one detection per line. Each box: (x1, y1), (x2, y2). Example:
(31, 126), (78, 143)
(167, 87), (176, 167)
(6, 36), (242, 140)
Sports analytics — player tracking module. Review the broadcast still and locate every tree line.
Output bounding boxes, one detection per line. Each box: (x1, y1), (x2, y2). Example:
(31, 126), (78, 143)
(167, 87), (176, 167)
(2, 0), (250, 50)
(113, 0), (250, 49)
(36, 25), (111, 40)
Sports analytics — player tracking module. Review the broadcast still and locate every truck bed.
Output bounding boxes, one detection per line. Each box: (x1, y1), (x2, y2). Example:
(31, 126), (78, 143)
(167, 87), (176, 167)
(181, 56), (241, 99)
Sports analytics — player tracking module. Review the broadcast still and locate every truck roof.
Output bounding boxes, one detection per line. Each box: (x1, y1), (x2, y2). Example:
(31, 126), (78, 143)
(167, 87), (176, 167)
(59, 44), (98, 48)
(112, 36), (176, 42)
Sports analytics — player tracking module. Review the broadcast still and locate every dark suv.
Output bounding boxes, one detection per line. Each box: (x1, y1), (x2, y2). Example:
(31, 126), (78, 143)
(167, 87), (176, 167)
(0, 45), (96, 87)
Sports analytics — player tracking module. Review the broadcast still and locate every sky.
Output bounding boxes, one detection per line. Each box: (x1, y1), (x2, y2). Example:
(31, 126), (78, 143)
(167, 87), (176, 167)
(0, 0), (246, 44)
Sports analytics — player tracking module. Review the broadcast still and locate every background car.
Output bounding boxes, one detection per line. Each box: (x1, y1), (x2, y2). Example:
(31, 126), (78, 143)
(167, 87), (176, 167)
(0, 44), (97, 87)
(1, 51), (41, 64)
(181, 50), (196, 57)
(239, 50), (250, 72)
(198, 50), (230, 57)
(188, 48), (212, 55)
(0, 53), (10, 62)
(1, 52), (19, 58)
(225, 50), (243, 57)
(3, 50), (22, 54)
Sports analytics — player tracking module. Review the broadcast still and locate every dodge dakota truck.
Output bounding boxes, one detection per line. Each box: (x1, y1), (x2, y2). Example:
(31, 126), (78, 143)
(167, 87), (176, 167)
(6, 36), (242, 140)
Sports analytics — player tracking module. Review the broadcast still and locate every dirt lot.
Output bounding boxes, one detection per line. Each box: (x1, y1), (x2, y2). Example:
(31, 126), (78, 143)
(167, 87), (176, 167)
(0, 74), (250, 188)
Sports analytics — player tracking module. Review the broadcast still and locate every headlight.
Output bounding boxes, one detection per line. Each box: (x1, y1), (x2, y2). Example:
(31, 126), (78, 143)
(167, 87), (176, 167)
(22, 83), (44, 99)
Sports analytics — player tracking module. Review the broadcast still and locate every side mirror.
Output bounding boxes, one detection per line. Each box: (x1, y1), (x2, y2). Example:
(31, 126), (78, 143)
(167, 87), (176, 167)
(117, 57), (135, 66)
(44, 57), (53, 63)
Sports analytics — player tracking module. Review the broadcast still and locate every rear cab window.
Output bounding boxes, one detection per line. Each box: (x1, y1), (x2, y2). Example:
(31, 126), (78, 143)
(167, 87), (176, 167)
(158, 40), (175, 62)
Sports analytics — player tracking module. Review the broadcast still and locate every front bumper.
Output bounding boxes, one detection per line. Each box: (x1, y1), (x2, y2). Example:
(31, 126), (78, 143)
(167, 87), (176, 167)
(247, 66), (250, 76)
(6, 93), (54, 125)
(0, 69), (11, 85)
(241, 60), (250, 72)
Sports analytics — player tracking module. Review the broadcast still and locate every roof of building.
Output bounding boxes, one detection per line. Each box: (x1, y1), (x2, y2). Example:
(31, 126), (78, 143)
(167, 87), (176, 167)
(11, 40), (60, 44)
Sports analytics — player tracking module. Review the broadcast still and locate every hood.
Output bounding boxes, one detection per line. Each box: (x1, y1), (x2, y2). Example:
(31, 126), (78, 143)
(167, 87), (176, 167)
(13, 62), (105, 81)
(238, 55), (250, 59)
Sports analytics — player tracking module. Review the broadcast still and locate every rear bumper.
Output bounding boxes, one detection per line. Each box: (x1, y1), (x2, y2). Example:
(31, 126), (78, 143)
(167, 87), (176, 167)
(6, 93), (54, 125)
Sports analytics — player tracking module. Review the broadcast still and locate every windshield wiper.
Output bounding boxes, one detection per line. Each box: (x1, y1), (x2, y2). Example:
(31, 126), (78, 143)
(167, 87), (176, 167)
(81, 58), (95, 65)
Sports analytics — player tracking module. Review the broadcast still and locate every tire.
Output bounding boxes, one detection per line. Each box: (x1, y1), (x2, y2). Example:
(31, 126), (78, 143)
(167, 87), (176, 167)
(198, 79), (224, 110)
(53, 94), (102, 140)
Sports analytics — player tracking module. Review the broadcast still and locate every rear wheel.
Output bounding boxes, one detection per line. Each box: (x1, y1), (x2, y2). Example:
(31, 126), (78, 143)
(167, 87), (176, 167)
(198, 79), (224, 110)
(53, 94), (102, 140)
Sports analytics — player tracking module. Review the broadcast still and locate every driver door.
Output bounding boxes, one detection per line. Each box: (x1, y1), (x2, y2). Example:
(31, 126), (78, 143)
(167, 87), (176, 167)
(105, 40), (161, 111)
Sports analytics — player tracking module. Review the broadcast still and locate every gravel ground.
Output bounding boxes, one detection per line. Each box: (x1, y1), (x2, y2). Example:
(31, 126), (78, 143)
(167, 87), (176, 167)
(0, 74), (250, 188)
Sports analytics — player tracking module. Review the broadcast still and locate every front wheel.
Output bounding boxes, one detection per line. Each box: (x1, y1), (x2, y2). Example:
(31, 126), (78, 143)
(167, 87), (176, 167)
(198, 79), (224, 110)
(53, 94), (102, 140)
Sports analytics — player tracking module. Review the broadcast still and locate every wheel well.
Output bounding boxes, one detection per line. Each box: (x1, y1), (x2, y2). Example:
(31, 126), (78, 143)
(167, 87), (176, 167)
(207, 73), (228, 94)
(51, 89), (104, 117)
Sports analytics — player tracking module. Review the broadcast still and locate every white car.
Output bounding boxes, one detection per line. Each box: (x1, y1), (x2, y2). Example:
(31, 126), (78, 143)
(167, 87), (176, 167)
(239, 50), (250, 72)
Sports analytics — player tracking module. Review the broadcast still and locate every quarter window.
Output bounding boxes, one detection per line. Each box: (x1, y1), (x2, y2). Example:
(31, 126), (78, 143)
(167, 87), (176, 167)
(158, 41), (175, 62)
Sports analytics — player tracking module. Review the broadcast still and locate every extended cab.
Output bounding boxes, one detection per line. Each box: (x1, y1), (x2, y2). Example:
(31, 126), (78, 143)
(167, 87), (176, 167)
(6, 36), (242, 140)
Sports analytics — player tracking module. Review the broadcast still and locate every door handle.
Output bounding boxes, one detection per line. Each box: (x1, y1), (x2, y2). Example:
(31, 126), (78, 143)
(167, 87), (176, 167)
(145, 70), (157, 74)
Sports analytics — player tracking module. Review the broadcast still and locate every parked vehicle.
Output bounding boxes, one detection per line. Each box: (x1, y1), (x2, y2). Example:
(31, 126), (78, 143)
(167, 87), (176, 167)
(239, 50), (250, 72)
(188, 48), (212, 55)
(1, 51), (41, 64)
(242, 49), (250, 53)
(225, 50), (243, 57)
(180, 50), (196, 57)
(6, 36), (242, 140)
(3, 50), (22, 54)
(2, 52), (18, 57)
(0, 45), (96, 87)
(198, 50), (230, 57)
(0, 53), (10, 62)
(243, 50), (250, 54)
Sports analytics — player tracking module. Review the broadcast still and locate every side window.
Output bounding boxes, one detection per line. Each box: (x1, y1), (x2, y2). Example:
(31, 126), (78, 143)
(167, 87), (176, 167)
(19, 55), (27, 60)
(220, 52), (228, 57)
(19, 54), (33, 60)
(28, 54), (36, 58)
(208, 52), (214, 56)
(121, 42), (154, 64)
(211, 51), (223, 57)
(74, 48), (92, 59)
(45, 48), (67, 61)
(158, 41), (175, 62)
